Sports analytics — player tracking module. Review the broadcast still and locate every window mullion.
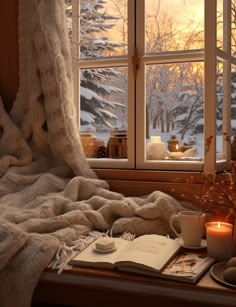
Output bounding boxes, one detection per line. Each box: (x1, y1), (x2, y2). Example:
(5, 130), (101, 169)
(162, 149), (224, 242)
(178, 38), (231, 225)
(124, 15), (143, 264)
(221, 0), (232, 160)
(72, 0), (80, 124)
(135, 0), (145, 169)
(127, 0), (136, 168)
(143, 52), (205, 65)
(204, 0), (217, 173)
(77, 58), (129, 69)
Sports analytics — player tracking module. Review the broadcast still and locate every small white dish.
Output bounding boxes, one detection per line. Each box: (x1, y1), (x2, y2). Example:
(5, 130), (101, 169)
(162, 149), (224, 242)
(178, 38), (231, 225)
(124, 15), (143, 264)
(176, 238), (207, 250)
(93, 246), (116, 253)
(166, 148), (197, 158)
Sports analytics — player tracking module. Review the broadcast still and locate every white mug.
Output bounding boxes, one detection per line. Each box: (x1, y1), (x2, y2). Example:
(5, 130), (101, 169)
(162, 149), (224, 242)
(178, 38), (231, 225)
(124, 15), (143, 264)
(170, 211), (206, 247)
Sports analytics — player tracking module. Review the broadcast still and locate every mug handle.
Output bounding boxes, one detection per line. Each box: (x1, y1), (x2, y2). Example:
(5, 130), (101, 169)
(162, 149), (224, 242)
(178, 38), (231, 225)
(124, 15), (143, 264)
(170, 214), (182, 238)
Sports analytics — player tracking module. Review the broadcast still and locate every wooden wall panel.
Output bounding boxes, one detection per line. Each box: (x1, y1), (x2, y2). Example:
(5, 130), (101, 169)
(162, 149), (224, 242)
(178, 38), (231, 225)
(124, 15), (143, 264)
(0, 0), (18, 112)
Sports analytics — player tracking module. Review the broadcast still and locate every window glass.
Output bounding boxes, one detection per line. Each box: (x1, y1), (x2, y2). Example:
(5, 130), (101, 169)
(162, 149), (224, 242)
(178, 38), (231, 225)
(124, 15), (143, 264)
(80, 0), (128, 59)
(231, 64), (236, 138)
(217, 0), (223, 50)
(216, 61), (224, 159)
(145, 62), (204, 161)
(145, 0), (204, 54)
(67, 0), (129, 161)
(80, 67), (128, 158)
(232, 0), (236, 56)
(231, 64), (236, 160)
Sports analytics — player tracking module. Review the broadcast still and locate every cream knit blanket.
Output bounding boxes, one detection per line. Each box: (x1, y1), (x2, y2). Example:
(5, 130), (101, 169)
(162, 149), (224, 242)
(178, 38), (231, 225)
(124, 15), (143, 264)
(0, 1), (197, 306)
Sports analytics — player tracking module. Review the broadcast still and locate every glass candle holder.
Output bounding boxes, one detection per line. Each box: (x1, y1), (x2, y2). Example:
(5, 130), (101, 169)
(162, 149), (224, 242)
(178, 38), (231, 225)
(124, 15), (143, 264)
(205, 222), (233, 261)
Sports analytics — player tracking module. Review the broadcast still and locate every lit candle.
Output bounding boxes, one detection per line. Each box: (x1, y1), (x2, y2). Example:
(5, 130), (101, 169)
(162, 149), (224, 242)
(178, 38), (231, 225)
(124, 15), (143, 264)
(206, 222), (233, 261)
(147, 136), (165, 160)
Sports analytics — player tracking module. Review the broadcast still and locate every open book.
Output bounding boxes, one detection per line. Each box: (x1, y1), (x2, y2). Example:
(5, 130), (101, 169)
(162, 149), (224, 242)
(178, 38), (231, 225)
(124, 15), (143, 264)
(70, 234), (214, 283)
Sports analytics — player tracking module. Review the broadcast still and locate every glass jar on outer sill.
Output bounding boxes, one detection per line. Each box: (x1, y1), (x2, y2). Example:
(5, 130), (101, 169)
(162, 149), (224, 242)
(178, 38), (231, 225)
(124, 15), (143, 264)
(107, 130), (127, 159)
(167, 134), (179, 152)
(80, 131), (97, 158)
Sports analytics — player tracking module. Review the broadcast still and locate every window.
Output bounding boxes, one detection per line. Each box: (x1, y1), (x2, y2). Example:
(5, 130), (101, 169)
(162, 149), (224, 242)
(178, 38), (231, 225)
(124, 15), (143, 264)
(66, 0), (236, 173)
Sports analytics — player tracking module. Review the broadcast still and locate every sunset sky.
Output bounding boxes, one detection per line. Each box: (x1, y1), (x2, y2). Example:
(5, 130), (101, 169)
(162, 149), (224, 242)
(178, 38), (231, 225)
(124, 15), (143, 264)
(93, 0), (226, 55)
(146, 0), (204, 31)
(104, 0), (205, 45)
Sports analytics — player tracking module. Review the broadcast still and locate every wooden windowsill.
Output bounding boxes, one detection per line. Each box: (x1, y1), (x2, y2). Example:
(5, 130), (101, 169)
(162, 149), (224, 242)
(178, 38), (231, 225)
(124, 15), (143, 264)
(94, 169), (205, 205)
(33, 266), (236, 307)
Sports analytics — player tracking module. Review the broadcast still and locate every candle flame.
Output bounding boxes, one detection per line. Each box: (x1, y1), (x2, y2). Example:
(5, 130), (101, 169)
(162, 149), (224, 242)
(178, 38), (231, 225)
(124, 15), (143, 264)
(176, 144), (179, 151)
(217, 221), (221, 228)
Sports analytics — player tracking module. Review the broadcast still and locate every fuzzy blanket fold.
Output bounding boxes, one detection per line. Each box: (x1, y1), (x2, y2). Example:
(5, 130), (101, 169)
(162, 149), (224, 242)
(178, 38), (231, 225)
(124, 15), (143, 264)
(0, 1), (197, 306)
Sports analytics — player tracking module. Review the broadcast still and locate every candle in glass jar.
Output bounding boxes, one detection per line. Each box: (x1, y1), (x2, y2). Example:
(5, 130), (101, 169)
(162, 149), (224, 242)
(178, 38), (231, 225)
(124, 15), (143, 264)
(206, 222), (233, 261)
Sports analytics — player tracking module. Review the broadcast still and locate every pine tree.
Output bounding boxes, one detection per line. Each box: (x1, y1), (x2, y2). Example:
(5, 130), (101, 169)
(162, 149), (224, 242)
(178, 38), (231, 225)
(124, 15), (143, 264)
(65, 0), (126, 130)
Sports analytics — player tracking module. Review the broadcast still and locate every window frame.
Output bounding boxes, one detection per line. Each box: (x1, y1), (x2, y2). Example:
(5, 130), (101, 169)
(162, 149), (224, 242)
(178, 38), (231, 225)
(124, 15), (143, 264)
(72, 0), (235, 174)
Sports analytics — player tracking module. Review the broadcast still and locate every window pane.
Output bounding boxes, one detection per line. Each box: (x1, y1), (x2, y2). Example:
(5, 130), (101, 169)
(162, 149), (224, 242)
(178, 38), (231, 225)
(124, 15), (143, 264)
(231, 64), (236, 160)
(145, 62), (204, 161)
(80, 67), (128, 159)
(216, 61), (224, 159)
(232, 65), (236, 131)
(232, 0), (236, 56)
(217, 0), (223, 50)
(145, 0), (204, 54)
(79, 0), (128, 59)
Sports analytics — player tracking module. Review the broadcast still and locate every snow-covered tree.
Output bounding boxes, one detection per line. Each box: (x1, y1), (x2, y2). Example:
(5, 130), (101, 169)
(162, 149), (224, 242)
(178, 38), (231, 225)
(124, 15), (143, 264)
(145, 3), (204, 139)
(216, 70), (236, 135)
(65, 0), (126, 130)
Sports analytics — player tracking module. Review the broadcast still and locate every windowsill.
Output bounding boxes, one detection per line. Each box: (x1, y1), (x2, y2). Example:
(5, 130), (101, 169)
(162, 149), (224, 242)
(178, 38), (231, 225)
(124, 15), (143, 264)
(94, 168), (204, 182)
(33, 266), (236, 307)
(94, 168), (204, 203)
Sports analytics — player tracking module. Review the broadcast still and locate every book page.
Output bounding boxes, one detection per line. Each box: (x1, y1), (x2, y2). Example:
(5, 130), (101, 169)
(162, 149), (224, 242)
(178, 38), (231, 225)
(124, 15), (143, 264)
(116, 234), (180, 271)
(71, 238), (130, 268)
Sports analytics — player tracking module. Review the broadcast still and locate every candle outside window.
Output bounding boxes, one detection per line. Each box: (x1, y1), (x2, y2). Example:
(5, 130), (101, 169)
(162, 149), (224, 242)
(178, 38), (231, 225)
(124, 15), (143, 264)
(150, 136), (161, 143)
(206, 222), (233, 261)
(147, 136), (165, 160)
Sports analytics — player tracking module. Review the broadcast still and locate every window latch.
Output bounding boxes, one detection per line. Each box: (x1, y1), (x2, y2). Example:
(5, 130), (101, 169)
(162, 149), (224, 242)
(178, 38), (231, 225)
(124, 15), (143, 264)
(132, 48), (140, 80)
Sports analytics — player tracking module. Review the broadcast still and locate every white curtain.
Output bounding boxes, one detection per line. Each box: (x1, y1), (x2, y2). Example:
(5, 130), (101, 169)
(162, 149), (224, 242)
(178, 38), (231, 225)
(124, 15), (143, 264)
(9, 0), (95, 179)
